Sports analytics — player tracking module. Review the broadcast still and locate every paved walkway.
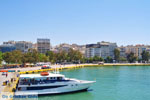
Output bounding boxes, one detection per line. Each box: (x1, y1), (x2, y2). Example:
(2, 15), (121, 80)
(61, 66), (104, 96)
(0, 72), (17, 100)
(0, 72), (16, 92)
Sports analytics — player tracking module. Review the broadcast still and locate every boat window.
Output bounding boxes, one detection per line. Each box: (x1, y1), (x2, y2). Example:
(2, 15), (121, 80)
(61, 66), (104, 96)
(50, 77), (53, 80)
(57, 77), (62, 80)
(54, 77), (57, 80)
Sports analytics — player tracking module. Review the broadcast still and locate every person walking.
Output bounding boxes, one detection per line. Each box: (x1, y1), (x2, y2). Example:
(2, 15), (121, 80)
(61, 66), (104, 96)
(6, 73), (8, 78)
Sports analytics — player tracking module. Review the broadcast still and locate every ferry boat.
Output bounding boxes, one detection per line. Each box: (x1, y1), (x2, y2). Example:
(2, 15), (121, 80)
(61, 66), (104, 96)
(15, 72), (96, 95)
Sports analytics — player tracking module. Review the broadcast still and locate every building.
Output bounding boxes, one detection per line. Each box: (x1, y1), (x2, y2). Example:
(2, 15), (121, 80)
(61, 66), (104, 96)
(37, 38), (50, 54)
(85, 41), (117, 59)
(53, 43), (86, 55)
(3, 40), (15, 45)
(0, 41), (16, 53)
(15, 41), (33, 53)
(119, 45), (150, 59)
(0, 44), (16, 53)
(32, 43), (38, 50)
(119, 46), (126, 58)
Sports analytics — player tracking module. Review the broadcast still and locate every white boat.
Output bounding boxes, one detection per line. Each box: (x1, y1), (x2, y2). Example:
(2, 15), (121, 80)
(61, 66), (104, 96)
(15, 72), (96, 95)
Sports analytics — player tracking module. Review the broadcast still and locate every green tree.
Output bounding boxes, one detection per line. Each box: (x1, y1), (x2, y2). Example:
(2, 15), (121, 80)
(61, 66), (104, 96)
(105, 56), (113, 63)
(46, 51), (56, 64)
(93, 56), (100, 61)
(119, 57), (127, 62)
(56, 50), (68, 63)
(12, 50), (23, 64)
(99, 57), (104, 62)
(3, 50), (23, 64)
(88, 57), (93, 63)
(141, 50), (150, 62)
(127, 52), (137, 63)
(0, 51), (3, 64)
(39, 53), (49, 62)
(67, 49), (83, 63)
(93, 56), (104, 62)
(22, 49), (40, 63)
(114, 48), (120, 62)
(3, 52), (12, 64)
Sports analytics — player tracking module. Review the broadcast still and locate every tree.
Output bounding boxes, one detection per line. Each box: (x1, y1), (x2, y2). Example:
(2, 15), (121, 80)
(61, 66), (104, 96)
(46, 51), (56, 64)
(141, 50), (150, 62)
(3, 52), (12, 64)
(119, 57), (127, 63)
(114, 48), (120, 62)
(39, 53), (49, 62)
(12, 50), (23, 64)
(3, 50), (23, 64)
(93, 56), (100, 61)
(0, 51), (3, 64)
(105, 56), (113, 63)
(67, 49), (83, 63)
(127, 52), (137, 63)
(22, 49), (40, 64)
(93, 56), (104, 62)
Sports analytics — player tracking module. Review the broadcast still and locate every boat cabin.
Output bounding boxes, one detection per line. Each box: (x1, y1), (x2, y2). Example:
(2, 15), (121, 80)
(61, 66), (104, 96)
(19, 73), (66, 85)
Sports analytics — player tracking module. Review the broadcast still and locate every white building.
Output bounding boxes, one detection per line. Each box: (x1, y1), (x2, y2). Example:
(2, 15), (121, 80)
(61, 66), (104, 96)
(15, 41), (33, 53)
(85, 41), (117, 59)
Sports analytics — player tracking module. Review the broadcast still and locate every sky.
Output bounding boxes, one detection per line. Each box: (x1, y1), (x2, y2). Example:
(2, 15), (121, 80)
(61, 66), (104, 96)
(0, 0), (150, 46)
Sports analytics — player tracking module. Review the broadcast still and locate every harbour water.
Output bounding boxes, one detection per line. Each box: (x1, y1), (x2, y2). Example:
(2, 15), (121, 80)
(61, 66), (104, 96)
(38, 66), (150, 100)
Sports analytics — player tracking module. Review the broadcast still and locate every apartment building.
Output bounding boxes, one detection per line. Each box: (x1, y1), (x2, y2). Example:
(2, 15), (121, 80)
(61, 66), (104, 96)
(15, 41), (33, 53)
(37, 38), (50, 54)
(85, 41), (117, 59)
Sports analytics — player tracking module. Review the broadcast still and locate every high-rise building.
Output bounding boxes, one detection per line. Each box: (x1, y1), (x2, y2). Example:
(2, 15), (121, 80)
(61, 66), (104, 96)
(37, 38), (50, 53)
(15, 41), (33, 53)
(85, 41), (117, 59)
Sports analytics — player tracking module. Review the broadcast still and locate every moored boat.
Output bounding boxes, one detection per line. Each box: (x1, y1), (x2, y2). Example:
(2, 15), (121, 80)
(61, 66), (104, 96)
(15, 72), (96, 95)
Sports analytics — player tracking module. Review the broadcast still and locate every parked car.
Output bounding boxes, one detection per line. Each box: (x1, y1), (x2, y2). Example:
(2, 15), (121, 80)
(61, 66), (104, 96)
(41, 65), (51, 69)
(98, 62), (104, 65)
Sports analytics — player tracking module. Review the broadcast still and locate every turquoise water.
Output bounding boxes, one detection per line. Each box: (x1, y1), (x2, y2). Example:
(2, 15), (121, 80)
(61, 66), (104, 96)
(38, 66), (150, 100)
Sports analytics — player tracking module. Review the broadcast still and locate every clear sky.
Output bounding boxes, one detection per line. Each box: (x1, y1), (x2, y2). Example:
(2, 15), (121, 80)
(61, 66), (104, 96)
(0, 0), (150, 46)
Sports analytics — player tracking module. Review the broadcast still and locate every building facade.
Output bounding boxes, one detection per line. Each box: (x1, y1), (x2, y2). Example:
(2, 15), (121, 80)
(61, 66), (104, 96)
(37, 38), (50, 54)
(85, 41), (117, 59)
(0, 44), (16, 53)
(118, 45), (150, 59)
(15, 41), (33, 53)
(53, 43), (86, 55)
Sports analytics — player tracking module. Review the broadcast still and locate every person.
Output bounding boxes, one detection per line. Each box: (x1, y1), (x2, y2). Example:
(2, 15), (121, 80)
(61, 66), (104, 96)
(5, 81), (7, 85)
(6, 73), (8, 78)
(11, 78), (13, 83)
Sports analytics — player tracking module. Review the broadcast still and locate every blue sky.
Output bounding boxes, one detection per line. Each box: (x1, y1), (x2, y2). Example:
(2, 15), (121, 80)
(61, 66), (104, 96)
(0, 0), (150, 46)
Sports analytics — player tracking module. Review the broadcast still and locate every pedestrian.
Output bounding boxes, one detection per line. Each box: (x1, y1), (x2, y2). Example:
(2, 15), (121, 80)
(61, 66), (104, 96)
(5, 81), (7, 85)
(11, 78), (13, 83)
(6, 73), (8, 78)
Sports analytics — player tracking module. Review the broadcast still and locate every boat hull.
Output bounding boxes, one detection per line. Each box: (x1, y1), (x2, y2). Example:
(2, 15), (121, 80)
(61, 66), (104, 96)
(15, 82), (94, 96)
